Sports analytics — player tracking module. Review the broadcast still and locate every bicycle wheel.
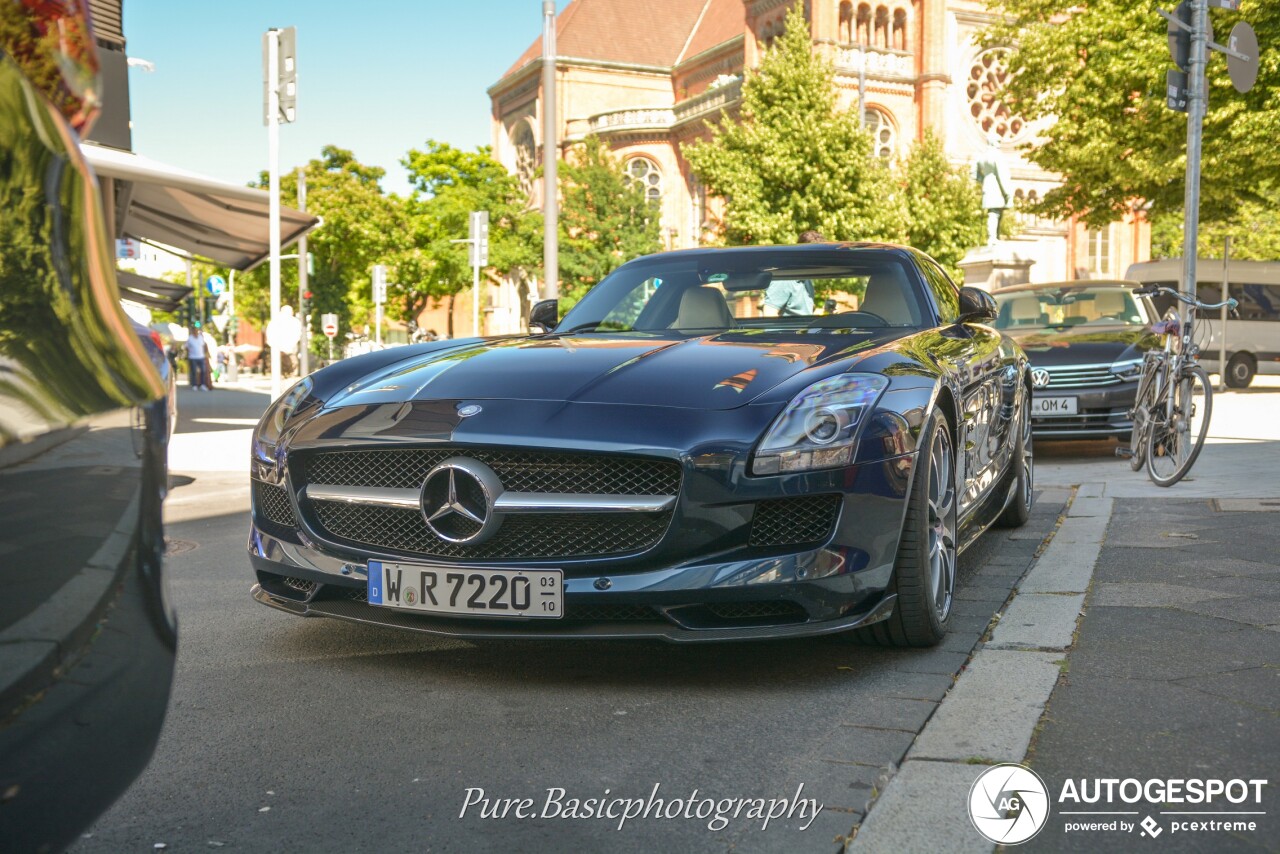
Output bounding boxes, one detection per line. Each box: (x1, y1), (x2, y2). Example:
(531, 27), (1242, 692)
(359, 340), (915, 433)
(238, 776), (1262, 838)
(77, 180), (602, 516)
(1146, 365), (1212, 487)
(1128, 362), (1159, 471)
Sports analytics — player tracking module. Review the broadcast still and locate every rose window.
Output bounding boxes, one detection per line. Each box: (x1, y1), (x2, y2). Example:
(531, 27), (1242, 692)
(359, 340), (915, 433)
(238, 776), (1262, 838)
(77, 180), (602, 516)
(966, 50), (1025, 140)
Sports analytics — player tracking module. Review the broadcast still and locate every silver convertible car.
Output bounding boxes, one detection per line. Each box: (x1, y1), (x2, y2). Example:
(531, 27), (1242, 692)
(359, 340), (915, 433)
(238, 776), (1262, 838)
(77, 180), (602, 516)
(248, 244), (1033, 645)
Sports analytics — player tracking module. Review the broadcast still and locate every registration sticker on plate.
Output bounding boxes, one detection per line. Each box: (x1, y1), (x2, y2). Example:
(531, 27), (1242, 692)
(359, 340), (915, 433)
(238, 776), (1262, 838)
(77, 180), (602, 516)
(367, 561), (562, 619)
(1031, 396), (1078, 415)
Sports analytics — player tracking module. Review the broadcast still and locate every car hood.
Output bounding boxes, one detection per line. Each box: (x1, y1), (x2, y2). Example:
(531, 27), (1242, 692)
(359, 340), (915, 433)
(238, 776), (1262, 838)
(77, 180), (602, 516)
(324, 331), (903, 411)
(1003, 324), (1158, 367)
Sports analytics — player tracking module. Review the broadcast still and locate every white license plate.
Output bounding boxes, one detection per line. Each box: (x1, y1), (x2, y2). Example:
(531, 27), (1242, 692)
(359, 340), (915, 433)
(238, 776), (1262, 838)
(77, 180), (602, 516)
(367, 561), (562, 619)
(1031, 396), (1078, 415)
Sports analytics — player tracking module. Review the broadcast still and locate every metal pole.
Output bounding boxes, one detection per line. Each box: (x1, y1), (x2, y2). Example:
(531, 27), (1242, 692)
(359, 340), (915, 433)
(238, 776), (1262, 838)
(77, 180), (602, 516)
(226, 269), (239, 381)
(1220, 235), (1230, 390)
(1180, 0), (1209, 322)
(473, 258), (481, 336)
(542, 0), (559, 299)
(185, 256), (197, 324)
(297, 167), (309, 377)
(858, 53), (866, 128)
(267, 28), (282, 399)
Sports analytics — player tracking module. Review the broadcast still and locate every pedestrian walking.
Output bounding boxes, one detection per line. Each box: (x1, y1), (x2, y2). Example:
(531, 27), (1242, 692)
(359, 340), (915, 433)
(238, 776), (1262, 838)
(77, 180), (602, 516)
(202, 329), (218, 389)
(185, 323), (209, 390)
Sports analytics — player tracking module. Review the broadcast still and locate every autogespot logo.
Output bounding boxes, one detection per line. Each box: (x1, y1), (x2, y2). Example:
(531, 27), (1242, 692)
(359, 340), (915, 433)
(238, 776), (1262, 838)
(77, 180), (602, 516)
(968, 763), (1051, 845)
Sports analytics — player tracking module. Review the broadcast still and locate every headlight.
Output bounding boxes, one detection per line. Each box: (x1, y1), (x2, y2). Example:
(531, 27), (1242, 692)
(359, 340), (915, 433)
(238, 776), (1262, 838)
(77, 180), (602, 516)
(1109, 357), (1143, 381)
(255, 377), (315, 447)
(752, 374), (888, 475)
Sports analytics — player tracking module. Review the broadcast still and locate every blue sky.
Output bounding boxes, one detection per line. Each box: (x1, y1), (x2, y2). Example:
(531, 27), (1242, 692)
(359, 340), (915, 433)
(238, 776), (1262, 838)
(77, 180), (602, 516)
(122, 1), (570, 197)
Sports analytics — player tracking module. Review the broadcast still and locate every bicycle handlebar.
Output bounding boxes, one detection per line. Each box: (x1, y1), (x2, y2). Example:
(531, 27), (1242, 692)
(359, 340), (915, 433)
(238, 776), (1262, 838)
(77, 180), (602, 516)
(1132, 284), (1238, 311)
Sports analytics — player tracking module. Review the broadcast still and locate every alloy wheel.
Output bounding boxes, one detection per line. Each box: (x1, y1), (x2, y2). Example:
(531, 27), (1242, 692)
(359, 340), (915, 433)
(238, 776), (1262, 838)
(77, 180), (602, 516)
(927, 427), (957, 621)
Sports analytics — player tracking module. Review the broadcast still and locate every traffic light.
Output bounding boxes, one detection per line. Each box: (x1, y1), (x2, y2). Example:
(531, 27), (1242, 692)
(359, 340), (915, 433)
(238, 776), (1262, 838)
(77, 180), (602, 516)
(301, 289), (312, 315)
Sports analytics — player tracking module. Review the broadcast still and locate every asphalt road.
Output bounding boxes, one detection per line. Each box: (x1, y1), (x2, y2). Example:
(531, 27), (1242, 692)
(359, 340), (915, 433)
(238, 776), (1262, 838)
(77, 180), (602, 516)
(71, 384), (1061, 854)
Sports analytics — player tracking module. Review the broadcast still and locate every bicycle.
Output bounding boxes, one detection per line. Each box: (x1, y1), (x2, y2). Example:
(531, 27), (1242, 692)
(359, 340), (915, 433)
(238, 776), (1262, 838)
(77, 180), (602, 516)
(1124, 284), (1238, 487)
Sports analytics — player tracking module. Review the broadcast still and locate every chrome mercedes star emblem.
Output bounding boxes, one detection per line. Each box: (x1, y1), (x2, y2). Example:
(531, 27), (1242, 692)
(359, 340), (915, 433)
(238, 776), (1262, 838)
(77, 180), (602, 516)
(1031, 368), (1051, 389)
(457, 404), (482, 418)
(420, 458), (503, 544)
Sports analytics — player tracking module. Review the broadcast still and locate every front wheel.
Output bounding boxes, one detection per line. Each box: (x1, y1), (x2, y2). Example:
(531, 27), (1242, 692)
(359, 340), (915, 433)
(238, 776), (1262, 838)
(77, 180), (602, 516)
(996, 389), (1033, 528)
(1225, 353), (1255, 389)
(1128, 360), (1159, 471)
(1147, 365), (1212, 487)
(854, 410), (956, 647)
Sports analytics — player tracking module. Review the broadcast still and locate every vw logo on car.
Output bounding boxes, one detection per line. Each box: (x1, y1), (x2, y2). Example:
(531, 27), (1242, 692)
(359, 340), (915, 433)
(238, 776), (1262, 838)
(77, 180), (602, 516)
(1031, 368), (1051, 388)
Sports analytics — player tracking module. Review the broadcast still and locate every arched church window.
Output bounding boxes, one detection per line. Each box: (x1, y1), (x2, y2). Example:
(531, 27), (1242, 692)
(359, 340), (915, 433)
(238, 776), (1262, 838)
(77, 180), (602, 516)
(512, 123), (535, 194)
(966, 49), (1026, 140)
(864, 108), (896, 160)
(892, 8), (907, 51)
(856, 4), (871, 45)
(839, 1), (853, 43)
(625, 157), (663, 204)
(874, 6), (889, 49)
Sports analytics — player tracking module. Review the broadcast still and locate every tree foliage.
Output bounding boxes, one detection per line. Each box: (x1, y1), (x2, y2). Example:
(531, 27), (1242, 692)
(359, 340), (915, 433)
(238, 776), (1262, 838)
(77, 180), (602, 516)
(684, 5), (903, 245)
(399, 141), (541, 337)
(239, 146), (403, 354)
(1151, 191), (1280, 260)
(900, 132), (986, 279)
(556, 136), (663, 305)
(983, 0), (1280, 228)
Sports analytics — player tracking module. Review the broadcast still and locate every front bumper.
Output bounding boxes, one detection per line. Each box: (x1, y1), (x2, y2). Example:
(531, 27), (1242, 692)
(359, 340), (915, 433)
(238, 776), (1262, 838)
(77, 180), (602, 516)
(1031, 380), (1138, 439)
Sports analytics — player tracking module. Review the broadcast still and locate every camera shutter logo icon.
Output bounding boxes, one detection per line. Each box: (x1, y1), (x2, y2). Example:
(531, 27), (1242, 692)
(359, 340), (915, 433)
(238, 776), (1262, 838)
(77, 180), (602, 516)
(968, 763), (1050, 845)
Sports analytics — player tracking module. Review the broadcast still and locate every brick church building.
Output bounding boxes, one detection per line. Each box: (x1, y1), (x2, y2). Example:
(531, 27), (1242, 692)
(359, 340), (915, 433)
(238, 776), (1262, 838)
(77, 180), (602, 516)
(488, 0), (1149, 290)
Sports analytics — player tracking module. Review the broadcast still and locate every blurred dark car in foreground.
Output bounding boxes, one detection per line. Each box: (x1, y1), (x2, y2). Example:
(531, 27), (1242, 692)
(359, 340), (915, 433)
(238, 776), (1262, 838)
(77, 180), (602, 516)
(0, 3), (176, 851)
(991, 281), (1160, 440)
(249, 243), (1034, 648)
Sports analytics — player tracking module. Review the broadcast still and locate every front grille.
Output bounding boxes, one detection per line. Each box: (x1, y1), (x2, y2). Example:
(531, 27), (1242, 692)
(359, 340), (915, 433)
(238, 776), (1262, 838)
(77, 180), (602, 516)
(566, 603), (658, 622)
(748, 495), (841, 548)
(1042, 364), (1121, 389)
(296, 448), (679, 562)
(310, 501), (672, 561)
(300, 448), (680, 495)
(706, 601), (808, 621)
(254, 481), (296, 527)
(282, 576), (317, 594)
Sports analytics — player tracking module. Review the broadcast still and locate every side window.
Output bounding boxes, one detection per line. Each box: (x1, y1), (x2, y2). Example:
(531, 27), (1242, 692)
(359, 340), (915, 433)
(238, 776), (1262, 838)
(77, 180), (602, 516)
(921, 260), (961, 323)
(601, 277), (663, 330)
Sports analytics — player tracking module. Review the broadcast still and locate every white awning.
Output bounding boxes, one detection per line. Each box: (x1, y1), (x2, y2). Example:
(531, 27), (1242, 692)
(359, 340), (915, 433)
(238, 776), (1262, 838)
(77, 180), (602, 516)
(82, 143), (319, 271)
(115, 269), (193, 312)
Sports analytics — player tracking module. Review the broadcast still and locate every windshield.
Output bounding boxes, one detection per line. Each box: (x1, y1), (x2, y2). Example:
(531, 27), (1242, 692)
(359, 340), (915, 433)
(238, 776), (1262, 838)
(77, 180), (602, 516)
(992, 287), (1150, 330)
(556, 250), (932, 335)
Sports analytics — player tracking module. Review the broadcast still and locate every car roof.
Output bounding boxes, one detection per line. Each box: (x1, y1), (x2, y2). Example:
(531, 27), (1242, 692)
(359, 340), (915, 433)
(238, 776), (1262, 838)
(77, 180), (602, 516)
(991, 279), (1141, 295)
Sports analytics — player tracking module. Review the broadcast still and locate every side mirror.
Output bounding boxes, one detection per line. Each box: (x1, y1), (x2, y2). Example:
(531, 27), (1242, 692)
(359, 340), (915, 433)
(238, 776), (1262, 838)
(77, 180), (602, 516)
(529, 299), (559, 334)
(957, 287), (997, 324)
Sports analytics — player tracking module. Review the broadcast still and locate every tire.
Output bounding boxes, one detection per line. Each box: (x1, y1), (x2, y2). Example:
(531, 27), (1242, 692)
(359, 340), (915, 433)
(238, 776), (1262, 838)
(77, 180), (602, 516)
(996, 388), (1034, 528)
(1128, 361), (1159, 471)
(1224, 353), (1255, 389)
(853, 410), (956, 647)
(1146, 365), (1212, 487)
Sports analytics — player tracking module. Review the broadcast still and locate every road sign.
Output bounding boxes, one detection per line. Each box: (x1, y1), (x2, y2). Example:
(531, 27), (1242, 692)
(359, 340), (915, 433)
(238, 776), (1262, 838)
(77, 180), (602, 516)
(469, 211), (489, 267)
(372, 264), (387, 304)
(116, 237), (139, 259)
(1226, 21), (1259, 93)
(1166, 69), (1190, 112)
(1166, 1), (1212, 73)
(1208, 0), (1238, 9)
(206, 274), (227, 295)
(321, 312), (338, 338)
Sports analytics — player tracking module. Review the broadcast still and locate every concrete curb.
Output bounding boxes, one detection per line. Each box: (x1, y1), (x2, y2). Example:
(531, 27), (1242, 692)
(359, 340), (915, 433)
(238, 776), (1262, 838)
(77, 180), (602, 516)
(849, 483), (1113, 852)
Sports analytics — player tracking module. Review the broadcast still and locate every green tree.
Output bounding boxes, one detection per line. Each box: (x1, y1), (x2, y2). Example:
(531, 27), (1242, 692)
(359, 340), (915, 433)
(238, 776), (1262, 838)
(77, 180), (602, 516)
(684, 4), (903, 245)
(399, 141), (542, 337)
(1151, 191), (1280, 261)
(983, 0), (1280, 228)
(556, 136), (663, 305)
(899, 132), (986, 279)
(240, 146), (403, 356)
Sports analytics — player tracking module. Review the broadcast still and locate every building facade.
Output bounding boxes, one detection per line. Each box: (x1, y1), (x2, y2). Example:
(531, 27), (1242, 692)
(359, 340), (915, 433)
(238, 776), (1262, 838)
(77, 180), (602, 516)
(488, 0), (1149, 290)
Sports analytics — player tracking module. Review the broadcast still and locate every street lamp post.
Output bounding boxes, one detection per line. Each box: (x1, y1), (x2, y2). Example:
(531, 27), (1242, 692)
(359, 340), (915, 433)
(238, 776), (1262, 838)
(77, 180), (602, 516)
(542, 0), (558, 300)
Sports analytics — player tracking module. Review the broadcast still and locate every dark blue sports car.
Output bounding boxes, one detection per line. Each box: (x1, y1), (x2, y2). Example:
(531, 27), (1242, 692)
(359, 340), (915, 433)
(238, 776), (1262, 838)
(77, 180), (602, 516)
(248, 244), (1033, 646)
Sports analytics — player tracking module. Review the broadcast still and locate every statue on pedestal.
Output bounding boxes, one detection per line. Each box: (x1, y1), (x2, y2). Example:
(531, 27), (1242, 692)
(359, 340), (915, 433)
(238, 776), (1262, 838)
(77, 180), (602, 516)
(972, 138), (1012, 245)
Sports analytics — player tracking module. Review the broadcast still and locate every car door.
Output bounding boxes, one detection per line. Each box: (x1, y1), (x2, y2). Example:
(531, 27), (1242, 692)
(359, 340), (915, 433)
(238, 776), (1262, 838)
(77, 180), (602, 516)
(918, 259), (1008, 516)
